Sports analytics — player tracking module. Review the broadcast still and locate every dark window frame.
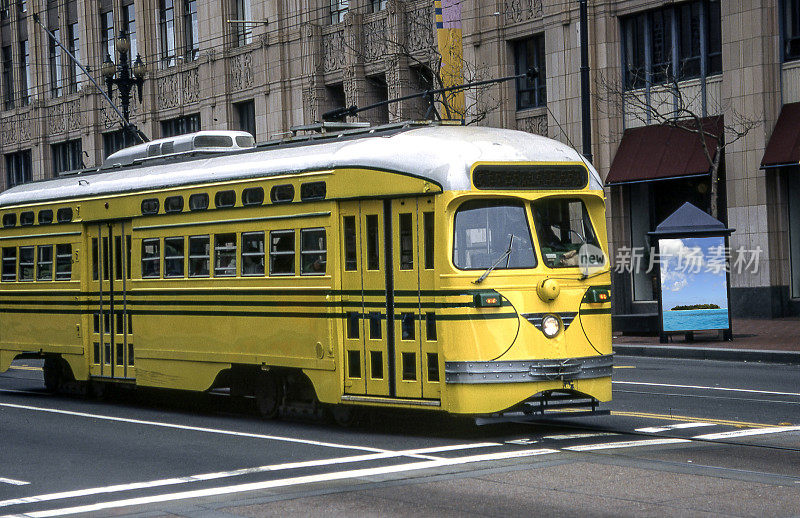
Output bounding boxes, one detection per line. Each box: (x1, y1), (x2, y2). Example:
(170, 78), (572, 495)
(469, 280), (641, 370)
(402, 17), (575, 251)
(621, 0), (722, 90)
(513, 34), (546, 110)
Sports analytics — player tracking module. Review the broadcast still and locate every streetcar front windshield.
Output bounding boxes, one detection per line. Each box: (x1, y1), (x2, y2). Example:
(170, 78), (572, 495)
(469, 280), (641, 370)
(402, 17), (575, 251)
(453, 200), (536, 270)
(532, 198), (601, 269)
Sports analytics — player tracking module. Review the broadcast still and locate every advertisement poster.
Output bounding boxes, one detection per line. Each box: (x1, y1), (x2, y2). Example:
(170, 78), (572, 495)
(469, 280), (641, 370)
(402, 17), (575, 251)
(659, 236), (729, 332)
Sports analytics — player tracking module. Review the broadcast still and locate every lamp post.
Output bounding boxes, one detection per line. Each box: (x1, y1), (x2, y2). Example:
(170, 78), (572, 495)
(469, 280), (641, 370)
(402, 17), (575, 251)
(101, 30), (146, 145)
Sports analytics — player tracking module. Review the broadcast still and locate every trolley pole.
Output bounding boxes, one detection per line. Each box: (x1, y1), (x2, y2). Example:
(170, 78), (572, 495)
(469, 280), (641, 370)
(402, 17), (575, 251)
(579, 0), (592, 163)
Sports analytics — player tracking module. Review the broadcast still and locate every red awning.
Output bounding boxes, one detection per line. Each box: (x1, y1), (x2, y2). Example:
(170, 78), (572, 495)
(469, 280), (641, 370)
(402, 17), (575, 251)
(606, 117), (723, 184)
(761, 102), (800, 168)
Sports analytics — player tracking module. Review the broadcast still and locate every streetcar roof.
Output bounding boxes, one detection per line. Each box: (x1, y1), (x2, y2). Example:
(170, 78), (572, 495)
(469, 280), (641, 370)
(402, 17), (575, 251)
(0, 125), (602, 207)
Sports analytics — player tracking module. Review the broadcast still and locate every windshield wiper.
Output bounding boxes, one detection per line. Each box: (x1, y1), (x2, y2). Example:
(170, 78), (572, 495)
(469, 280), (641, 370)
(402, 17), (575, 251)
(473, 234), (514, 284)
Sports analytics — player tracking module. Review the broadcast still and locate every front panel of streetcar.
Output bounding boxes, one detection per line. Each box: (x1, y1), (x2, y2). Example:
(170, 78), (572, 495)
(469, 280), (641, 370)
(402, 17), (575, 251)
(439, 162), (612, 416)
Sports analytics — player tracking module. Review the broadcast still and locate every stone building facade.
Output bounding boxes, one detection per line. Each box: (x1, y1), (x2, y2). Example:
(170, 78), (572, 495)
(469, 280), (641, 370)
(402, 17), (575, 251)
(1, 0), (798, 318)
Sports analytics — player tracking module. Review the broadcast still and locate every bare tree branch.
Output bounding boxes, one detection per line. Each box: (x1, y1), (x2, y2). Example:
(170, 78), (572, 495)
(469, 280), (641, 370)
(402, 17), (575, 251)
(595, 69), (760, 218)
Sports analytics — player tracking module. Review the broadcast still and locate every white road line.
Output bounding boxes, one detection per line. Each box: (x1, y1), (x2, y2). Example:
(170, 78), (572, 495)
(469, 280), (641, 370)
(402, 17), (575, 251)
(542, 433), (618, 440)
(693, 426), (800, 440)
(0, 402), (411, 454)
(613, 381), (800, 398)
(5, 449), (559, 518)
(0, 478), (29, 486)
(636, 422), (716, 433)
(563, 438), (690, 451)
(0, 443), (499, 508)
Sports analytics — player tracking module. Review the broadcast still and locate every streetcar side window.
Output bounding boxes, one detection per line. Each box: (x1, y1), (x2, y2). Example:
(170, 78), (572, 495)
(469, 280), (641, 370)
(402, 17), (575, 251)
(164, 237), (185, 278)
(452, 200), (536, 270)
(215, 190), (236, 209)
(189, 235), (211, 277)
(300, 228), (326, 275)
(38, 210), (53, 225)
(343, 216), (357, 271)
(241, 232), (265, 276)
(91, 238), (99, 280)
(214, 233), (237, 277)
(55, 244), (72, 281)
(271, 184), (294, 204)
(141, 199), (160, 215)
(365, 215), (379, 270)
(20, 211), (34, 226)
(18, 246), (34, 281)
(189, 193), (209, 211)
(1, 247), (16, 281)
(269, 230), (295, 276)
(37, 245), (53, 281)
(242, 187), (264, 206)
(56, 207), (73, 223)
(300, 181), (326, 201)
(141, 239), (161, 278)
(164, 196), (184, 213)
(2, 213), (15, 228)
(399, 213), (413, 270)
(424, 212), (435, 269)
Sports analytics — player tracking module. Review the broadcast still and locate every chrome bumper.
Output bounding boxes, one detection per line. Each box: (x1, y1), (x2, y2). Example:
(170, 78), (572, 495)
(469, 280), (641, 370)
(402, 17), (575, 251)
(444, 353), (613, 384)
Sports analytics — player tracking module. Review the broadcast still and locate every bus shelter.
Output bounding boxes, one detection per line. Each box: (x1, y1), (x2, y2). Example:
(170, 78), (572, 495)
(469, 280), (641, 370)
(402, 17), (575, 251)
(648, 202), (735, 343)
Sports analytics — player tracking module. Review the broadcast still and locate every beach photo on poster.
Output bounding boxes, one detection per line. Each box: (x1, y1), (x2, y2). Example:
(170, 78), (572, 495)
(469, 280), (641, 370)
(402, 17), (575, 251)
(659, 236), (729, 332)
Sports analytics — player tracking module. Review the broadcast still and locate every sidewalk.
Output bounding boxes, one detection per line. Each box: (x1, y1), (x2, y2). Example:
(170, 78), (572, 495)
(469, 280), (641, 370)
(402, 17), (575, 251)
(612, 317), (800, 364)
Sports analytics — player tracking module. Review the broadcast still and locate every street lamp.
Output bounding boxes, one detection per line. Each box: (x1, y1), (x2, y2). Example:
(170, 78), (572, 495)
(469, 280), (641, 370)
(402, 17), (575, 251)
(101, 29), (146, 144)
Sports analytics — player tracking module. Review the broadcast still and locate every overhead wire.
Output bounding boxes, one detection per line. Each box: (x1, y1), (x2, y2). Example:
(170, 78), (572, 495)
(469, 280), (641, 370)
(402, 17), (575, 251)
(0, 0), (567, 132)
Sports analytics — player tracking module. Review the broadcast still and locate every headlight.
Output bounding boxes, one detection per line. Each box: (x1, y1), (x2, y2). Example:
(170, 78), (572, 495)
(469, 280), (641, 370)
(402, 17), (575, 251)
(541, 314), (561, 338)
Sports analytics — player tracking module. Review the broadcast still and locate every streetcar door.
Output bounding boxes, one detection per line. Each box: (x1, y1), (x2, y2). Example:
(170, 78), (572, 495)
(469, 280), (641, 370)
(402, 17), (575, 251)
(87, 221), (134, 380)
(391, 198), (439, 399)
(339, 200), (390, 397)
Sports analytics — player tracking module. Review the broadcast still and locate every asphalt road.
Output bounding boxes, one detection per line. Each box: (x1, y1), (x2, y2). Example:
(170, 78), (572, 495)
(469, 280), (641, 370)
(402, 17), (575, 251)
(1, 356), (799, 517)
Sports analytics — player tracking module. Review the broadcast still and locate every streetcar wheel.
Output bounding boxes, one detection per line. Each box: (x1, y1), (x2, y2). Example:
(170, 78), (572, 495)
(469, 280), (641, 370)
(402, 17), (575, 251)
(255, 374), (281, 419)
(42, 358), (64, 393)
(330, 404), (359, 427)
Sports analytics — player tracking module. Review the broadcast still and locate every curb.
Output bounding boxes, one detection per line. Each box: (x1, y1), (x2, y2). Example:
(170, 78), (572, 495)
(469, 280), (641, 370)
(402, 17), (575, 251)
(613, 344), (800, 365)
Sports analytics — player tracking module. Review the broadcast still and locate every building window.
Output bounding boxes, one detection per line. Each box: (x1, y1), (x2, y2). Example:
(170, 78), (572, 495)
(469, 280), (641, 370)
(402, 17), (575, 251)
(621, 0), (721, 90)
(103, 129), (131, 158)
(49, 29), (63, 98)
(785, 1), (800, 61)
(2, 46), (13, 110)
(65, 24), (80, 93)
(330, 0), (348, 24)
(0, 0), (8, 20)
(370, 0), (386, 13)
(233, 0), (252, 46)
(5, 150), (32, 188)
(100, 9), (115, 60)
(19, 40), (30, 105)
(184, 0), (198, 60)
(52, 139), (83, 174)
(161, 114), (200, 137)
(159, 0), (176, 67)
(513, 35), (546, 110)
(122, 2), (137, 61)
(234, 100), (256, 139)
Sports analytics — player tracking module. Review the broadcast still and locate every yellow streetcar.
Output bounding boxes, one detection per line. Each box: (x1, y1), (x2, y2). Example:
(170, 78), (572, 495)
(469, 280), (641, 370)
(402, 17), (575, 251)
(0, 122), (612, 420)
